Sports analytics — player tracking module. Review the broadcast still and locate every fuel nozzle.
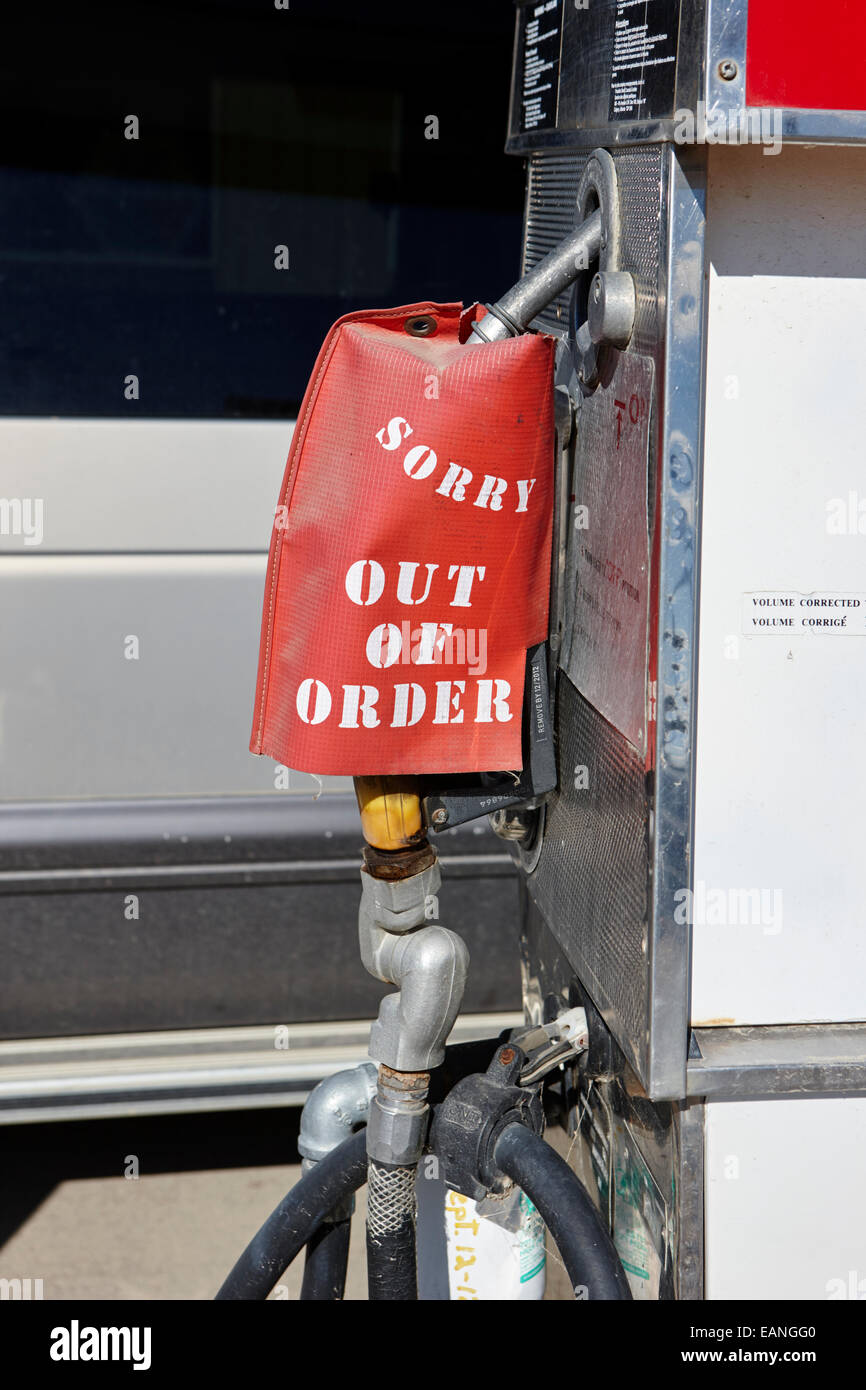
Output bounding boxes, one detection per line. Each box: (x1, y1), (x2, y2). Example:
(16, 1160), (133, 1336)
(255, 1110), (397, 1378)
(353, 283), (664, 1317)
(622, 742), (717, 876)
(468, 208), (602, 344)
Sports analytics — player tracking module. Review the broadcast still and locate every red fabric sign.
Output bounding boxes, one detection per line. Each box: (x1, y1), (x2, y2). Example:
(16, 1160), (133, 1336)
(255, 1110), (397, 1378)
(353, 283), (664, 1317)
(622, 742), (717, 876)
(250, 301), (554, 776)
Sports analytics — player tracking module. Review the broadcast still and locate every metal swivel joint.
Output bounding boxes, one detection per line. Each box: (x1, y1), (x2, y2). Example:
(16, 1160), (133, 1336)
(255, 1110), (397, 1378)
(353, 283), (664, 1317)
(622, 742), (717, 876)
(353, 777), (469, 1300)
(358, 845), (469, 1165)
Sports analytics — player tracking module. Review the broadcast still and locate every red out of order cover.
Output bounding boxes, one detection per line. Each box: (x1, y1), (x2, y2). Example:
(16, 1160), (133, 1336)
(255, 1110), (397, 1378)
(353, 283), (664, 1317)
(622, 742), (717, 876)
(250, 301), (555, 777)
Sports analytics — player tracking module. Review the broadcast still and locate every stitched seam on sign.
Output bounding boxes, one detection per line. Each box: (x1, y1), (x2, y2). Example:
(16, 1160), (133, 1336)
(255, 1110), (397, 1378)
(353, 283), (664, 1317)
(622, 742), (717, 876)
(254, 328), (343, 742)
(254, 303), (458, 745)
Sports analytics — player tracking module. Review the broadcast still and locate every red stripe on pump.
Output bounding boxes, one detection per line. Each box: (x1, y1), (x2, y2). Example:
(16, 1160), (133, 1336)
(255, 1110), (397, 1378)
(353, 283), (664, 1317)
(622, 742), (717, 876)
(746, 0), (866, 111)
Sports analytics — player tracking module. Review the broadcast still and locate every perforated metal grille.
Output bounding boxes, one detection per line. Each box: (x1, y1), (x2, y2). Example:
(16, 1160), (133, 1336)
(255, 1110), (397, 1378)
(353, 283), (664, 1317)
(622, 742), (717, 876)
(523, 147), (665, 357)
(528, 676), (650, 1077)
(366, 1162), (417, 1240)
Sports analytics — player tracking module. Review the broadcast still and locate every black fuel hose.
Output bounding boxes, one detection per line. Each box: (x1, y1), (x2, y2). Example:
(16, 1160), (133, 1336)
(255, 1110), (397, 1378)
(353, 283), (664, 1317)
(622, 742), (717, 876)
(300, 1216), (352, 1300)
(366, 1160), (419, 1301)
(215, 1129), (367, 1300)
(494, 1123), (633, 1301)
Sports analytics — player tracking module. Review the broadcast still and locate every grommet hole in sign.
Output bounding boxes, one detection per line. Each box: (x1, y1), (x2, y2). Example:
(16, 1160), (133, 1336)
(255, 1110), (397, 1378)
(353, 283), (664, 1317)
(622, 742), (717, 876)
(404, 314), (438, 337)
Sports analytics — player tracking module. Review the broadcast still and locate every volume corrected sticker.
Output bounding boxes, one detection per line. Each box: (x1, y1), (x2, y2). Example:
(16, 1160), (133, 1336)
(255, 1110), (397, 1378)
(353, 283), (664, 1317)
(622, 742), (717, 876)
(742, 592), (866, 634)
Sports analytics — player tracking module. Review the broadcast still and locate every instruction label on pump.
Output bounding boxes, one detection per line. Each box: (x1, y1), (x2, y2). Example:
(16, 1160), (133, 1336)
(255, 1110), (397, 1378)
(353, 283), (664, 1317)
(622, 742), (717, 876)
(742, 591), (866, 634)
(516, 0), (564, 134)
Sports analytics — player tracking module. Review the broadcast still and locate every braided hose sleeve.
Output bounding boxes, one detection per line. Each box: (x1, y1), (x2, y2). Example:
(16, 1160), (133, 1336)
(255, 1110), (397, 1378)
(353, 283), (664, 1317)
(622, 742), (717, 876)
(366, 1160), (419, 1301)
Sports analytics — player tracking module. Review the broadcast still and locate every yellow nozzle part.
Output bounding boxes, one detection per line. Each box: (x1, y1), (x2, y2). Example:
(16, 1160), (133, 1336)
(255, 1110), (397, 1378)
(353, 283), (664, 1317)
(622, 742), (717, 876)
(354, 776), (424, 850)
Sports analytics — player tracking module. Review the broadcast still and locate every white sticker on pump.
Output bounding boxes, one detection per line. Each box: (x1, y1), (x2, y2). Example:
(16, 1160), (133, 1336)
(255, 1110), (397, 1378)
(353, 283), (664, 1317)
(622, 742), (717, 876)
(742, 591), (866, 634)
(444, 1188), (545, 1301)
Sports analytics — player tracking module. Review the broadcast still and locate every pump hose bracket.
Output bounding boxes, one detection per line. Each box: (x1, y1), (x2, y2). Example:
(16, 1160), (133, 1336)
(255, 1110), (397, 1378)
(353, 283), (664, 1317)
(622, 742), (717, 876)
(430, 1041), (544, 1204)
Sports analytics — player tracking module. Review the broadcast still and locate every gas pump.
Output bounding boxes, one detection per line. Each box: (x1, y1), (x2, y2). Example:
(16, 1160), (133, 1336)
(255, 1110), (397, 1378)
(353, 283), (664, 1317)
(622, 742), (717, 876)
(219, 0), (866, 1300)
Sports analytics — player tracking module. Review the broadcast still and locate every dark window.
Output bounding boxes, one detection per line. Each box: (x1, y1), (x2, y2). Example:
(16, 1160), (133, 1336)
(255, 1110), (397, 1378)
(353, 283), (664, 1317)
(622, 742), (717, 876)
(0, 0), (524, 418)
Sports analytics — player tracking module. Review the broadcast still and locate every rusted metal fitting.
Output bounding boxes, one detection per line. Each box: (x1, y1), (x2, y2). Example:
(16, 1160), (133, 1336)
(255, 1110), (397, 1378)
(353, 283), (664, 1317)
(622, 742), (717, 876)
(366, 1062), (431, 1167)
(363, 841), (436, 881)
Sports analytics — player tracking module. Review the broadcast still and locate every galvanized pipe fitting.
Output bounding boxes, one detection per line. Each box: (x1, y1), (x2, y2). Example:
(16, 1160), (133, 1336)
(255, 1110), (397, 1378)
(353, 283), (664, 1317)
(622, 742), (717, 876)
(298, 1062), (378, 1165)
(298, 1061), (378, 1221)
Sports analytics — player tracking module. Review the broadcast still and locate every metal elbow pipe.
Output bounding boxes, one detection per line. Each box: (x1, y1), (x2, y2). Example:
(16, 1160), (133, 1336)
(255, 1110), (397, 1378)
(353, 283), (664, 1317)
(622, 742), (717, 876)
(369, 925), (470, 1072)
(298, 1062), (378, 1166)
(358, 858), (468, 1071)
